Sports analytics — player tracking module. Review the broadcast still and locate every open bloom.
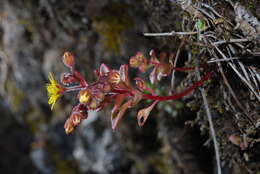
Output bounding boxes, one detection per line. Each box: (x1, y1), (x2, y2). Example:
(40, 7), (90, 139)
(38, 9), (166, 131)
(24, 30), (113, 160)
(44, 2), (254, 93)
(46, 73), (65, 110)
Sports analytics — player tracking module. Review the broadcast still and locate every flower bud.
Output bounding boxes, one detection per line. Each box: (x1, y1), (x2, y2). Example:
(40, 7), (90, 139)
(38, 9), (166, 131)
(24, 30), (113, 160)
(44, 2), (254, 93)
(129, 56), (141, 68)
(108, 71), (121, 84)
(71, 112), (83, 126)
(73, 104), (88, 119)
(134, 77), (145, 91)
(79, 89), (91, 103)
(64, 119), (74, 134)
(79, 110), (88, 119)
(94, 91), (105, 102)
(60, 72), (78, 85)
(88, 98), (102, 111)
(129, 52), (145, 68)
(63, 52), (75, 68)
(138, 58), (149, 73)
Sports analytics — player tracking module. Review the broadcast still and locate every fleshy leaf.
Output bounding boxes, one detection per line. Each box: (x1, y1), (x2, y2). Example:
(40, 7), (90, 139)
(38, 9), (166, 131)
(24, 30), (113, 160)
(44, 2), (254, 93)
(111, 94), (126, 117)
(137, 101), (158, 126)
(111, 100), (132, 130)
(119, 64), (131, 87)
(159, 52), (167, 62)
(99, 63), (111, 76)
(130, 90), (143, 107)
(149, 67), (157, 84)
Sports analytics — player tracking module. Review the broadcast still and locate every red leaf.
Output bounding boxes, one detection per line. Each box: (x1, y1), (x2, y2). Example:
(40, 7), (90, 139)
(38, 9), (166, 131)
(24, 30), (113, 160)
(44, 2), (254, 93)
(159, 52), (167, 62)
(111, 94), (126, 117)
(149, 67), (157, 84)
(137, 101), (158, 126)
(130, 90), (143, 106)
(99, 63), (111, 76)
(111, 100), (132, 130)
(119, 64), (131, 87)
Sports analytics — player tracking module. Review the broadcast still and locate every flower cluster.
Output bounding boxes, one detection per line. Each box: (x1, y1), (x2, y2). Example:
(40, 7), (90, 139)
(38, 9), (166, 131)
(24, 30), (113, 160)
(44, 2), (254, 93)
(46, 51), (214, 134)
(129, 50), (200, 84)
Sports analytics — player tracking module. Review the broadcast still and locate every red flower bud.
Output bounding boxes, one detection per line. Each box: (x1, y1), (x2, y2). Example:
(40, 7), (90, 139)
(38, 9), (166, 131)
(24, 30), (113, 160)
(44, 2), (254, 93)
(129, 52), (146, 68)
(79, 89), (91, 103)
(134, 77), (145, 91)
(138, 58), (149, 73)
(64, 118), (74, 134)
(72, 104), (88, 119)
(60, 72), (78, 85)
(108, 71), (121, 84)
(63, 52), (75, 68)
(129, 52), (149, 73)
(71, 112), (83, 126)
(129, 56), (141, 68)
(88, 99), (100, 110)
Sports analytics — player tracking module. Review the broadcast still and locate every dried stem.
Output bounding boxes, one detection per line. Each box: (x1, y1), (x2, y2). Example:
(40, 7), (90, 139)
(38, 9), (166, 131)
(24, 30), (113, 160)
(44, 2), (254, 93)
(207, 57), (240, 63)
(217, 62), (255, 126)
(171, 38), (186, 90)
(213, 38), (249, 46)
(144, 30), (197, 37)
(194, 54), (222, 174)
(214, 44), (260, 101)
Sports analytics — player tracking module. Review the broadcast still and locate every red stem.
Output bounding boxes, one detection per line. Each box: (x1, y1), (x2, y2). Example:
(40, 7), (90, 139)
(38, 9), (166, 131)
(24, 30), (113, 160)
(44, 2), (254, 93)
(172, 67), (195, 71)
(143, 69), (215, 101)
(72, 70), (89, 87)
(65, 85), (85, 92)
(150, 61), (206, 72)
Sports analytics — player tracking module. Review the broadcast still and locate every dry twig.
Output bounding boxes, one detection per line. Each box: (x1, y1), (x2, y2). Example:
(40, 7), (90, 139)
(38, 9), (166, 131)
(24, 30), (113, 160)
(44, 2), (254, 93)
(194, 52), (222, 174)
(171, 38), (186, 90)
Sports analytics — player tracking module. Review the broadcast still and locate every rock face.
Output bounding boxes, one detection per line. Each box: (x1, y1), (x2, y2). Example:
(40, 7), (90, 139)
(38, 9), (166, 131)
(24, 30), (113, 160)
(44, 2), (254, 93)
(0, 0), (259, 174)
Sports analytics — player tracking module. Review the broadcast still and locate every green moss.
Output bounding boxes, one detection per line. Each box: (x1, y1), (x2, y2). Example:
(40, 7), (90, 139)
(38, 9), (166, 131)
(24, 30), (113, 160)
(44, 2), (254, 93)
(25, 108), (46, 133)
(147, 155), (170, 174)
(6, 80), (25, 112)
(19, 18), (34, 32)
(93, 3), (134, 54)
(48, 145), (78, 174)
(247, 2), (254, 9)
(56, 159), (78, 174)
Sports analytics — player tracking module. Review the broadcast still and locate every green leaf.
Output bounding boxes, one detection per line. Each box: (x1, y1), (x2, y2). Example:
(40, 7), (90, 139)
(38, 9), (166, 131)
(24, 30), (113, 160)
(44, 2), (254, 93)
(196, 19), (206, 31)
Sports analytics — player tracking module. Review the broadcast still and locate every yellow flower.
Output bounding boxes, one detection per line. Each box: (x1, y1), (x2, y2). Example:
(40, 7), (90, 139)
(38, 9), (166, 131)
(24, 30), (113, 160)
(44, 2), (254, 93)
(46, 73), (64, 110)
